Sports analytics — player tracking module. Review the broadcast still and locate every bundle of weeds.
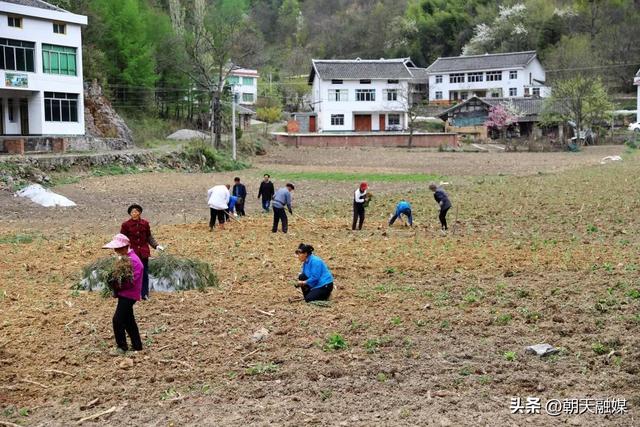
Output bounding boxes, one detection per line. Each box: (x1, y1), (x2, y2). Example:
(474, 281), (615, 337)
(363, 192), (373, 208)
(149, 253), (218, 291)
(79, 256), (133, 298)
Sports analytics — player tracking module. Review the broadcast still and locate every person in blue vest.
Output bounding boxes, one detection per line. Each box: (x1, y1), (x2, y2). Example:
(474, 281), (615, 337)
(388, 199), (413, 227)
(295, 243), (334, 302)
(429, 183), (452, 234)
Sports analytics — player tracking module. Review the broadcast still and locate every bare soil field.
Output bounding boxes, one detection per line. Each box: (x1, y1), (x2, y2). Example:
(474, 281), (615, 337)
(1, 146), (639, 426)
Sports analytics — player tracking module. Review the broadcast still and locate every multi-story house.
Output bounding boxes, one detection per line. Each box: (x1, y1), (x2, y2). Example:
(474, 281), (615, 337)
(426, 51), (550, 105)
(308, 58), (419, 132)
(227, 67), (259, 106)
(0, 0), (87, 137)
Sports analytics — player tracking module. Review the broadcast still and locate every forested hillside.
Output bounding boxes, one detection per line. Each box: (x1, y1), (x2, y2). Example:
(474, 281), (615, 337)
(48, 0), (640, 120)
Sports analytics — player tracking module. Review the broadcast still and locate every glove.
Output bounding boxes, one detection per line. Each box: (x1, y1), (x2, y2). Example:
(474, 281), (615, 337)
(157, 245), (165, 251)
(288, 209), (293, 214)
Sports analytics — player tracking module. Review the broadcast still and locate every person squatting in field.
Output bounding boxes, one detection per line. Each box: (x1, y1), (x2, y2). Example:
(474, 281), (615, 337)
(295, 243), (334, 302)
(272, 183), (295, 233)
(429, 183), (452, 234)
(207, 184), (230, 231)
(352, 182), (369, 230)
(388, 199), (413, 227)
(103, 233), (143, 354)
(120, 204), (164, 300)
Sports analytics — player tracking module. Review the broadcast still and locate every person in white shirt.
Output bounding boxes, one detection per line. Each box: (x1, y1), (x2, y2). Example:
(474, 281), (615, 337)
(352, 182), (369, 230)
(207, 184), (230, 231)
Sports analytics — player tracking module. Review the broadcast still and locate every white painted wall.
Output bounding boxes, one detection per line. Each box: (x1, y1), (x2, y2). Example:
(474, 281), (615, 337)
(0, 3), (85, 136)
(228, 70), (258, 105)
(312, 77), (410, 132)
(428, 58), (549, 101)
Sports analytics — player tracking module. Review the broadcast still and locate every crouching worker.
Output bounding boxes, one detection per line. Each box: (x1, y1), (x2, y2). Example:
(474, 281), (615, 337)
(295, 243), (334, 302)
(389, 199), (413, 227)
(103, 233), (143, 354)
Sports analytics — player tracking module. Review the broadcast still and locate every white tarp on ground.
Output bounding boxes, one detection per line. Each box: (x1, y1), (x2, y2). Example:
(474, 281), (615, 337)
(166, 129), (209, 140)
(600, 155), (623, 164)
(16, 184), (76, 207)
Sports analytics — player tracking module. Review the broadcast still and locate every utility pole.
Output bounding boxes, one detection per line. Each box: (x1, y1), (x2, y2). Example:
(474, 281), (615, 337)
(231, 86), (237, 161)
(210, 84), (215, 148)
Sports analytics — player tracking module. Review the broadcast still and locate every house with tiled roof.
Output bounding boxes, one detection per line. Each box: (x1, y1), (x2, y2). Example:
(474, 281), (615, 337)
(426, 51), (550, 105)
(308, 58), (421, 132)
(0, 0), (87, 148)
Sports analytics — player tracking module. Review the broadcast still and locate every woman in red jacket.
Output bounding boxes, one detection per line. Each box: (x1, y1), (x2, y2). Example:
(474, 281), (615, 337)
(120, 204), (163, 300)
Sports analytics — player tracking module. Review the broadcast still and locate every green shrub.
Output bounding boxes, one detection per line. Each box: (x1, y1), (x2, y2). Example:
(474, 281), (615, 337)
(323, 333), (348, 351)
(182, 140), (249, 171)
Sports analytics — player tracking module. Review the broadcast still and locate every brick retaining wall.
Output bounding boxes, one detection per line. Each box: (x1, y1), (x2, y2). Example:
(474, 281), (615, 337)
(274, 132), (457, 148)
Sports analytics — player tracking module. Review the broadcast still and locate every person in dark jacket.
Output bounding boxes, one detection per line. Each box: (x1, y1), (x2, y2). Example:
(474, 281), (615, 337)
(429, 183), (452, 234)
(272, 183), (294, 233)
(257, 174), (275, 212)
(295, 243), (334, 302)
(352, 182), (369, 230)
(120, 204), (164, 300)
(232, 177), (247, 216)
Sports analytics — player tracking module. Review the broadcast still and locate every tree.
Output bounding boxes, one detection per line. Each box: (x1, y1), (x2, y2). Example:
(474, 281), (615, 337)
(170, 0), (258, 148)
(541, 76), (613, 145)
(486, 102), (521, 150)
(256, 106), (282, 136)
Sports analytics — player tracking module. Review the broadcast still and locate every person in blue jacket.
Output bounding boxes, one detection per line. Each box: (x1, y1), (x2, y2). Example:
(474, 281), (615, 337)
(388, 199), (413, 227)
(429, 183), (452, 233)
(295, 243), (334, 302)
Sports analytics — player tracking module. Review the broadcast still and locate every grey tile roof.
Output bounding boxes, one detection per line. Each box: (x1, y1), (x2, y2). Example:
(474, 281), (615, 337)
(1, 0), (68, 12)
(636, 68), (640, 77)
(426, 51), (538, 74)
(408, 67), (429, 81)
(310, 59), (414, 83)
(438, 96), (546, 122)
(236, 105), (255, 115)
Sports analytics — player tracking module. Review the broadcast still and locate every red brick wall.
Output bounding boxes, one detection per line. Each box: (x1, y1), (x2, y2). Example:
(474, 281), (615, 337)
(51, 138), (67, 153)
(275, 133), (457, 148)
(4, 139), (25, 155)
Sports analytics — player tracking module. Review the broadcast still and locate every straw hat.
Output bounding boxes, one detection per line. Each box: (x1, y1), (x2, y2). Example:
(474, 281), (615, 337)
(102, 233), (130, 249)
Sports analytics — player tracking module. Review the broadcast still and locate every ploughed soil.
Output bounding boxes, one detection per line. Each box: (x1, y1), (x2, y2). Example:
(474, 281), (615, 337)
(1, 145), (639, 426)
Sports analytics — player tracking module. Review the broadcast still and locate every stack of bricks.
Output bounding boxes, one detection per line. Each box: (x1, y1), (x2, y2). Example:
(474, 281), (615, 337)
(4, 139), (25, 155)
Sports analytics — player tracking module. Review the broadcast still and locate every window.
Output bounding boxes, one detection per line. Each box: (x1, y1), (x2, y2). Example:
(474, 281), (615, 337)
(460, 92), (468, 100)
(0, 38), (35, 72)
(509, 88), (517, 97)
(359, 79), (371, 84)
(53, 23), (66, 34)
(387, 79), (399, 84)
(384, 89), (398, 101)
(242, 77), (254, 86)
(328, 89), (348, 102)
(532, 88), (540, 96)
(524, 88), (530, 96)
(8, 99), (15, 122)
(388, 114), (400, 126)
(467, 72), (483, 82)
(490, 90), (501, 98)
(227, 75), (240, 84)
(450, 73), (465, 83)
(435, 75), (443, 84)
(355, 89), (375, 101)
(486, 71), (502, 81)
(330, 114), (344, 126)
(44, 92), (79, 122)
(8, 16), (22, 28)
(42, 44), (77, 75)
(242, 93), (254, 103)
(435, 91), (443, 100)
(509, 70), (518, 79)
(331, 79), (343, 84)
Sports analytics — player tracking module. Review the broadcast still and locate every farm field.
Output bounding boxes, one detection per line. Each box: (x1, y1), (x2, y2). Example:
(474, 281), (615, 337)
(1, 145), (639, 426)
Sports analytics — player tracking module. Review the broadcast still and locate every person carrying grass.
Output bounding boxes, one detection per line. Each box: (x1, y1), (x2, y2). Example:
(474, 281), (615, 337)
(352, 182), (370, 230)
(294, 243), (334, 302)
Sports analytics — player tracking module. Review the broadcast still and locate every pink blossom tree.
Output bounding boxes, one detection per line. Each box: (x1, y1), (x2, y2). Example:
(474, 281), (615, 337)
(486, 103), (520, 149)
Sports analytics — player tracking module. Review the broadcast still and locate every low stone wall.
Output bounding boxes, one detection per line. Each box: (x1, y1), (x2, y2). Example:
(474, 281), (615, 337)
(0, 136), (132, 154)
(273, 132), (457, 148)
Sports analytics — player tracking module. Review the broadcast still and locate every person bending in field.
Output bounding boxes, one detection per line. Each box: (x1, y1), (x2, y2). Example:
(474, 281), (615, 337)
(120, 204), (164, 300)
(272, 183), (294, 233)
(295, 243), (334, 302)
(388, 199), (413, 227)
(207, 184), (230, 231)
(429, 183), (452, 234)
(103, 233), (143, 354)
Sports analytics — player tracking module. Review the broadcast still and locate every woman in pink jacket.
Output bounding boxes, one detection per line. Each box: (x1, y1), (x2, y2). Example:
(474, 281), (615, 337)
(103, 233), (144, 354)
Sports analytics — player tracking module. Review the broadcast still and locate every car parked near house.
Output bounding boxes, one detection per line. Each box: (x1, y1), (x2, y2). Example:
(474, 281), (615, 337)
(629, 122), (640, 132)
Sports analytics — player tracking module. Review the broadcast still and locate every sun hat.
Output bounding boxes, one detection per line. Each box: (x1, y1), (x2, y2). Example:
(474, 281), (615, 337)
(103, 233), (130, 249)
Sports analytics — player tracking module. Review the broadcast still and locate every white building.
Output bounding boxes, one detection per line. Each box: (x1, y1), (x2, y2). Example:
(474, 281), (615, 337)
(308, 58), (419, 132)
(426, 51), (550, 104)
(227, 67), (258, 106)
(0, 0), (87, 137)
